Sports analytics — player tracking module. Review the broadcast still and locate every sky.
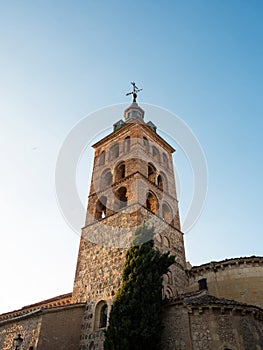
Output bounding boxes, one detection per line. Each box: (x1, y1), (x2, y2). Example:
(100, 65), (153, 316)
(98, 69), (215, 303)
(0, 0), (262, 314)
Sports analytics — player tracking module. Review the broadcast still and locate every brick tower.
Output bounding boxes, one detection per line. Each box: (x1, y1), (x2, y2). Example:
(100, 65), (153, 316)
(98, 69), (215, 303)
(72, 99), (187, 349)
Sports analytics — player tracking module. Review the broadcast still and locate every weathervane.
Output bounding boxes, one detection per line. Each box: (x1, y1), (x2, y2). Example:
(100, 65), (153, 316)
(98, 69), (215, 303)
(126, 82), (142, 102)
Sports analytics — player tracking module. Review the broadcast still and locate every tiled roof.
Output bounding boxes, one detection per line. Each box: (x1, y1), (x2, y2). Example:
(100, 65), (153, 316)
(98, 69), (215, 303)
(0, 292), (73, 322)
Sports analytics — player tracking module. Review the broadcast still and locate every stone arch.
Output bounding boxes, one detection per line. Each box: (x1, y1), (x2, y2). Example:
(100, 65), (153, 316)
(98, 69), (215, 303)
(148, 163), (156, 183)
(163, 236), (170, 248)
(124, 136), (130, 153)
(94, 300), (108, 330)
(109, 143), (119, 160)
(100, 169), (112, 190)
(146, 191), (159, 213)
(115, 186), (128, 210)
(152, 146), (160, 162)
(143, 136), (149, 151)
(162, 203), (173, 224)
(98, 150), (105, 166)
(115, 161), (126, 182)
(95, 196), (107, 220)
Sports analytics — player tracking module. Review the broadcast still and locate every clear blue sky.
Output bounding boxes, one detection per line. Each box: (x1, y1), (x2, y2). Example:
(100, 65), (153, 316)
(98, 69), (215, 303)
(0, 1), (262, 313)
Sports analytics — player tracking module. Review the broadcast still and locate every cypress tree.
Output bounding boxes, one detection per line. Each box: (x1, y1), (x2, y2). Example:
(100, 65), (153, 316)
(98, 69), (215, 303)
(104, 225), (175, 350)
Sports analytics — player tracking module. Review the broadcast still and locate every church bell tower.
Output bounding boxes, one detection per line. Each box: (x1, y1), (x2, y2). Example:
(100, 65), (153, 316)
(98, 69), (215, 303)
(72, 89), (188, 349)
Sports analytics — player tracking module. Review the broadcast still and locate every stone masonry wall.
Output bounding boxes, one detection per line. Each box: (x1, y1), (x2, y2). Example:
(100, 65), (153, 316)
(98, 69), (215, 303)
(73, 205), (187, 304)
(0, 313), (42, 350)
(161, 303), (263, 350)
(188, 257), (263, 308)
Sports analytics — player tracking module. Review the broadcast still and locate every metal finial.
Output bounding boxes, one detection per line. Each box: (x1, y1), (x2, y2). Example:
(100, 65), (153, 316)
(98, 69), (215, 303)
(126, 82), (142, 102)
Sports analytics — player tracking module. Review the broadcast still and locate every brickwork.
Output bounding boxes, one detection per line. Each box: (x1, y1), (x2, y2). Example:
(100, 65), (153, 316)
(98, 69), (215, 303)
(87, 119), (180, 231)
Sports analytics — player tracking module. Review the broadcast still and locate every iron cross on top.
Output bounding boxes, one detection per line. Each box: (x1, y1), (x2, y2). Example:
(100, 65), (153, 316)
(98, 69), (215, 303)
(126, 82), (142, 102)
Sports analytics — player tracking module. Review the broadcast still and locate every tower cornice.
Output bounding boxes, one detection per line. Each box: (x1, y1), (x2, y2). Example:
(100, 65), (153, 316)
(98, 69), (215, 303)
(92, 119), (175, 153)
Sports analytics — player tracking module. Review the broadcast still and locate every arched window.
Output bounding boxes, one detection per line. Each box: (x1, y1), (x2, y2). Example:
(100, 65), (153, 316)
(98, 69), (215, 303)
(109, 143), (119, 160)
(94, 301), (108, 330)
(98, 151), (105, 166)
(124, 136), (130, 153)
(148, 163), (156, 183)
(100, 169), (112, 190)
(162, 203), (173, 224)
(143, 136), (149, 151)
(115, 162), (125, 182)
(146, 192), (158, 213)
(99, 304), (108, 328)
(157, 175), (163, 191)
(152, 146), (160, 162)
(95, 196), (107, 220)
(115, 187), (128, 210)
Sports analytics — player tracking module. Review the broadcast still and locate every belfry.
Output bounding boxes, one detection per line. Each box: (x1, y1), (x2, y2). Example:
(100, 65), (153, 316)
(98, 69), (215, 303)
(72, 91), (188, 348)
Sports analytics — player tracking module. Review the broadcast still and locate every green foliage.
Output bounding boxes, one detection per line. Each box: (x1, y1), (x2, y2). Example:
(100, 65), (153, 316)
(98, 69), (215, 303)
(104, 225), (175, 350)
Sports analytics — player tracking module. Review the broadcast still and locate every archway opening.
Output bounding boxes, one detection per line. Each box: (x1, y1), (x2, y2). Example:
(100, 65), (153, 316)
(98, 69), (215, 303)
(95, 196), (107, 220)
(148, 163), (156, 183)
(115, 162), (125, 182)
(146, 192), (158, 213)
(115, 187), (128, 210)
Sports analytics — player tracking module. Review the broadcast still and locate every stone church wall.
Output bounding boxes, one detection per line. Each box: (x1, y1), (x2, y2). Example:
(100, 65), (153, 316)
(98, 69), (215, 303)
(0, 313), (42, 350)
(188, 257), (263, 308)
(161, 303), (263, 350)
(0, 304), (84, 350)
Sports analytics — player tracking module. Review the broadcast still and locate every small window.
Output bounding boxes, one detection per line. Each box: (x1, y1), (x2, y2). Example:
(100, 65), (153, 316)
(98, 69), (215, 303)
(94, 301), (108, 330)
(99, 304), (108, 328)
(198, 278), (208, 291)
(115, 162), (125, 182)
(124, 136), (130, 153)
